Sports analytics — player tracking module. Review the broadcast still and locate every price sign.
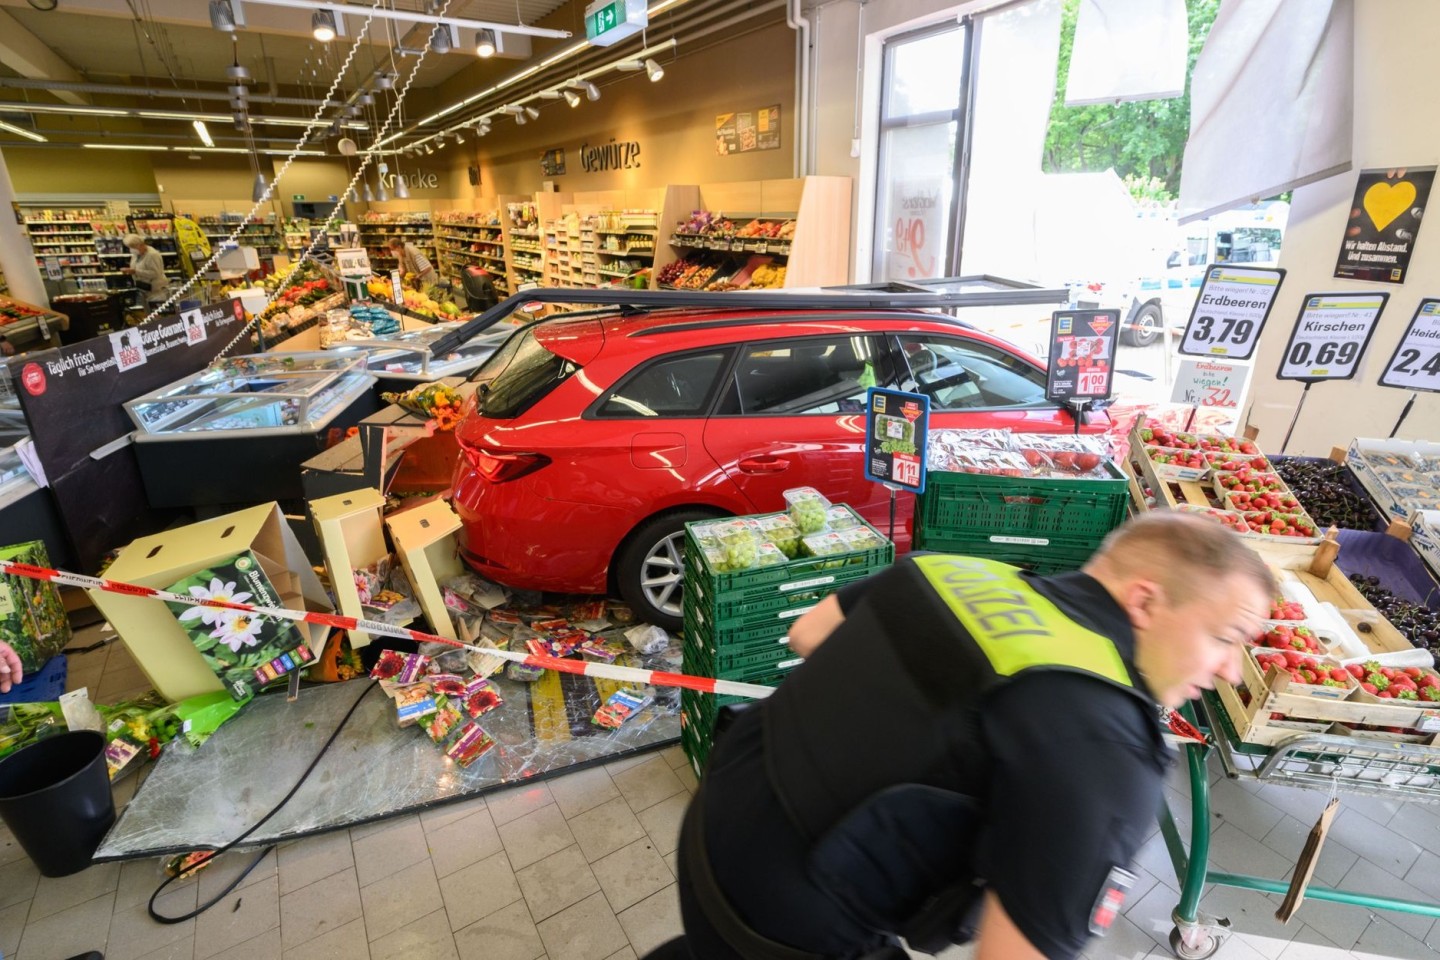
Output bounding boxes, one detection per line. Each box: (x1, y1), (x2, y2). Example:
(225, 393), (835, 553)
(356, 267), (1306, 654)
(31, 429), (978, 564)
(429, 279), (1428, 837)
(1178, 265), (1285, 360)
(389, 270), (404, 305)
(864, 388), (929, 494)
(1170, 358), (1248, 410)
(1378, 299), (1440, 393)
(1046, 309), (1120, 403)
(1277, 292), (1388, 381)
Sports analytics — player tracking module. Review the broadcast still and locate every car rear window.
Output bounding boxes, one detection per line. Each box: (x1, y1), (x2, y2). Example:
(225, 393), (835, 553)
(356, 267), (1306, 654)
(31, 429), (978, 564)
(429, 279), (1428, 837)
(473, 327), (573, 419)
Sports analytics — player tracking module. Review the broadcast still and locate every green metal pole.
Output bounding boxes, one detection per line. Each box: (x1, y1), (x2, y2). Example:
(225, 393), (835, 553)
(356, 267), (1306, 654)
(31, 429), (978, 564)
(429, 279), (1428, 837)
(1206, 871), (1440, 918)
(1174, 703), (1212, 924)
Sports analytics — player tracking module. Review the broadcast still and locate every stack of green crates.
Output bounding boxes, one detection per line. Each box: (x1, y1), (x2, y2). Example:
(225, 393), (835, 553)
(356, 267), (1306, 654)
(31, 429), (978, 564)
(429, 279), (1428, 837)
(913, 462), (1131, 573)
(679, 514), (894, 777)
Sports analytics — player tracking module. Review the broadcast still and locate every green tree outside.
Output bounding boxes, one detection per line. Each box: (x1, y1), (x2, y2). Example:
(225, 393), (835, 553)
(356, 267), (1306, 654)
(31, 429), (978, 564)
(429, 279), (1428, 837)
(1042, 0), (1221, 202)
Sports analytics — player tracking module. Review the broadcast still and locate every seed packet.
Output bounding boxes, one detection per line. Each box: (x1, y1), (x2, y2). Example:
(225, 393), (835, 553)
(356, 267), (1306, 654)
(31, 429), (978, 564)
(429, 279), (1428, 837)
(568, 599), (607, 623)
(462, 677), (504, 718)
(531, 618), (571, 634)
(487, 609), (522, 626)
(443, 721), (498, 767)
(579, 638), (628, 663)
(424, 695), (465, 744)
(104, 736), (143, 780)
(371, 649), (431, 684)
(428, 673), (467, 697)
(506, 661), (546, 682)
(394, 682), (438, 727)
(591, 689), (654, 729)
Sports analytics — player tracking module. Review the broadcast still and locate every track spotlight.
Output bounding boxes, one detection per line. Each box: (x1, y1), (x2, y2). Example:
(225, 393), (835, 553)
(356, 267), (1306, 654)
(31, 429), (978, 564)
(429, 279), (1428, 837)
(515, 112), (527, 125)
(615, 60), (643, 71)
(349, 186), (360, 203)
(425, 144), (434, 154)
(645, 58), (664, 82)
(537, 90), (562, 100)
(363, 180), (374, 202)
(563, 89), (580, 108)
(453, 131), (465, 144)
(312, 8), (337, 42)
(226, 60), (250, 82)
(524, 105), (540, 120)
(209, 0), (236, 32)
(583, 80), (600, 101)
(357, 92), (374, 107)
(395, 176), (410, 199)
(375, 72), (394, 90)
(475, 28), (496, 57)
(252, 172), (267, 202)
(430, 24), (452, 54)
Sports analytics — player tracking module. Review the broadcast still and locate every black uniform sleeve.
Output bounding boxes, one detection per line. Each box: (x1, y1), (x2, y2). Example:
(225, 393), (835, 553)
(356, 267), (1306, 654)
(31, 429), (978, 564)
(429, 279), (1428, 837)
(833, 574), (877, 615)
(974, 672), (1168, 960)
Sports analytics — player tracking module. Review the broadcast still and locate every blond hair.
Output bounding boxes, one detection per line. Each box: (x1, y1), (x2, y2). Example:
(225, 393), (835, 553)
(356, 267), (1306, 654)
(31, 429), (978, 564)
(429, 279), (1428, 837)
(1086, 510), (1276, 603)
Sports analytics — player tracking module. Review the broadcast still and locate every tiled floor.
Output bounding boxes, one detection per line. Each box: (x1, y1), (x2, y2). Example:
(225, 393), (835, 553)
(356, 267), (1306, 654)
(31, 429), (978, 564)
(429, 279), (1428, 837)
(6, 633), (1440, 959)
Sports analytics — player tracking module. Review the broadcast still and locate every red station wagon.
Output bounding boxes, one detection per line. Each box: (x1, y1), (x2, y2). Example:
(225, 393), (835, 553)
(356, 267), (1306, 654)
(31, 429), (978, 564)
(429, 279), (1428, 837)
(450, 291), (1105, 628)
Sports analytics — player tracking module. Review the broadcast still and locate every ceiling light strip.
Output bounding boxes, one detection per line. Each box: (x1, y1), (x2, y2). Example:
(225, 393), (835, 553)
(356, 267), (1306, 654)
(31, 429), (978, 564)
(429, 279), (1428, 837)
(230, 0), (570, 40)
(0, 120), (45, 143)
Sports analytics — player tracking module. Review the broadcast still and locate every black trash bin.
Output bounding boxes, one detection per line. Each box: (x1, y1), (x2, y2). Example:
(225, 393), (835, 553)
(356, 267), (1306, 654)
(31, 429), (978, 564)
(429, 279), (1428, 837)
(0, 731), (115, 877)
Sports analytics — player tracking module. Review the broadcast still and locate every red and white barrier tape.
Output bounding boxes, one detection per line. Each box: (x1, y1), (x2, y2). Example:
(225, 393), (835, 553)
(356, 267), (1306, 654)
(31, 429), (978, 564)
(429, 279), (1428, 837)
(0, 560), (778, 701)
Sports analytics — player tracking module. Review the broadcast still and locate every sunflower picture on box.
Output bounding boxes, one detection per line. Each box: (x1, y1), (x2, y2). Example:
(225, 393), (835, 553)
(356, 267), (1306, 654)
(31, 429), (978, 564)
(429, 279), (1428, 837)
(164, 551), (316, 701)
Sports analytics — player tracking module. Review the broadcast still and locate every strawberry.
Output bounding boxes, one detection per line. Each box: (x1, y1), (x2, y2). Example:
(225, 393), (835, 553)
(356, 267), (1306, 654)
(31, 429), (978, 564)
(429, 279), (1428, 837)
(1362, 682), (1379, 694)
(1379, 690), (1395, 698)
(1405, 667), (1423, 679)
(1330, 669), (1350, 683)
(1367, 672), (1390, 691)
(1423, 687), (1440, 702)
(1397, 689), (1420, 701)
(1419, 674), (1439, 689)
(1347, 663), (1366, 679)
(1283, 651), (1305, 668)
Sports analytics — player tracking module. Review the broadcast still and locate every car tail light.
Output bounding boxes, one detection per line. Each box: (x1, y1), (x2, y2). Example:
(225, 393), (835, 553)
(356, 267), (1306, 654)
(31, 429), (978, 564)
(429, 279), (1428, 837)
(461, 446), (551, 483)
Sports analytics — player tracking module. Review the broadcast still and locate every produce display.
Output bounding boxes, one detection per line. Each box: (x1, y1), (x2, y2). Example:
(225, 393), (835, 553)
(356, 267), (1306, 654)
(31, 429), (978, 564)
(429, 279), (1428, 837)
(929, 429), (1112, 479)
(1351, 661), (1440, 701)
(1346, 441), (1440, 521)
(1348, 574), (1440, 658)
(0, 296), (51, 328)
(1249, 650), (1356, 693)
(1254, 623), (1323, 654)
(689, 496), (886, 574)
(379, 382), (466, 430)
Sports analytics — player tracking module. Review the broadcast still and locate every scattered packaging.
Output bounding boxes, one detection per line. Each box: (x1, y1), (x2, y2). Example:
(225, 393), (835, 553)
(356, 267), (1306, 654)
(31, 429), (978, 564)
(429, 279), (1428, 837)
(0, 541), (71, 674)
(624, 624), (670, 656)
(394, 682), (439, 727)
(462, 677), (504, 718)
(443, 720), (497, 767)
(371, 650), (431, 684)
(592, 689), (654, 729)
(423, 695), (465, 744)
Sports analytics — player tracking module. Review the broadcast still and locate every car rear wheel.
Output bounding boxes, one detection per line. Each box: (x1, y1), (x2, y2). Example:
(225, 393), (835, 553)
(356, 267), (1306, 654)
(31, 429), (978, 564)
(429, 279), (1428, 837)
(1124, 302), (1164, 347)
(616, 508), (726, 633)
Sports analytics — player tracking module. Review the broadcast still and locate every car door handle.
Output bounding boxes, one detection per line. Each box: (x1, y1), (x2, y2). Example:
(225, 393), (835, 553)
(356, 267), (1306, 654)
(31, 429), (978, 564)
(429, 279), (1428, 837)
(738, 456), (790, 474)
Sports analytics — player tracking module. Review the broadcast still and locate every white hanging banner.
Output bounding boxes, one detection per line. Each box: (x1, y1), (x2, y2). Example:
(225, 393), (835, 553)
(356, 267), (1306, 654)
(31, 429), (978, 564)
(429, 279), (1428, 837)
(1178, 0), (1353, 224)
(1065, 0), (1188, 106)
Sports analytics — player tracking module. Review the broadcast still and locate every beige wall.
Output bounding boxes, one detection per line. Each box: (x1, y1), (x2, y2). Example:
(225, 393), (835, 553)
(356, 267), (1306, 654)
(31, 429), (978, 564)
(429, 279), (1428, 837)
(1247, 0), (1440, 454)
(4, 146), (159, 196)
(447, 22), (795, 197)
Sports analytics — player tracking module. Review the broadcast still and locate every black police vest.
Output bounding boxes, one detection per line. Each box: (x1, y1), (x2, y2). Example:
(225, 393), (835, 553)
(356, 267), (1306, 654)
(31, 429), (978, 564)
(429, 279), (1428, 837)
(761, 557), (1158, 938)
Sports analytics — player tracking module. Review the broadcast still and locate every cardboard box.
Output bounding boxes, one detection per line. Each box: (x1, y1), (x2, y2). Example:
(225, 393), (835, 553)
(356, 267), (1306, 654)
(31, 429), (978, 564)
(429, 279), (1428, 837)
(386, 499), (464, 641)
(0, 540), (72, 673)
(88, 503), (332, 703)
(310, 488), (393, 647)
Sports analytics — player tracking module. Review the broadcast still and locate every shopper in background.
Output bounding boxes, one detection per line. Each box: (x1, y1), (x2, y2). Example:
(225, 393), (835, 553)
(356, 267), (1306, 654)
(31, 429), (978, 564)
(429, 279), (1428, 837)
(120, 233), (171, 309)
(388, 234), (437, 288)
(0, 639), (22, 694)
(646, 510), (1273, 960)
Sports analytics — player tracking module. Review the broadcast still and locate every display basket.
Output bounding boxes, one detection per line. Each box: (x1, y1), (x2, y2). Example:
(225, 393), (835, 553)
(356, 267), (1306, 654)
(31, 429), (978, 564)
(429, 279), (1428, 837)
(913, 463), (1130, 550)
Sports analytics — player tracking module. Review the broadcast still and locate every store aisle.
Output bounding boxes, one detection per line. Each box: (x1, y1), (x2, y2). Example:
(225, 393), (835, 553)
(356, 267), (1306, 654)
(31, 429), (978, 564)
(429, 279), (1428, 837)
(4, 639), (1439, 959)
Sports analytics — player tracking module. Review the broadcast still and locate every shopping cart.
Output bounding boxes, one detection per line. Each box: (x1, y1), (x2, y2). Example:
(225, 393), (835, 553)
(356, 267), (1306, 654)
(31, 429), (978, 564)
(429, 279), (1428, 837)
(1156, 697), (1440, 957)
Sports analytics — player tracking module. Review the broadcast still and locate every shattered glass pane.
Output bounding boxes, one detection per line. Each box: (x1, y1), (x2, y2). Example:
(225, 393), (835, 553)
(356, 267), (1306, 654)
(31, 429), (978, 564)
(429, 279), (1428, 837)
(97, 658), (682, 859)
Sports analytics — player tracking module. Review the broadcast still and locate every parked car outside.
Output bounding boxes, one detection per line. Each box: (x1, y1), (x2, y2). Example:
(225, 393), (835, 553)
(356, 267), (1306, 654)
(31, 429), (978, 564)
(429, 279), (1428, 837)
(452, 304), (1107, 629)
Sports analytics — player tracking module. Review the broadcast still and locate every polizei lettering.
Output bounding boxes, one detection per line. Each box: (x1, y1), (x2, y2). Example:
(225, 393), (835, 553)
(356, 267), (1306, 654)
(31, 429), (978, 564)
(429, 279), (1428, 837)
(930, 558), (1048, 639)
(580, 139), (641, 173)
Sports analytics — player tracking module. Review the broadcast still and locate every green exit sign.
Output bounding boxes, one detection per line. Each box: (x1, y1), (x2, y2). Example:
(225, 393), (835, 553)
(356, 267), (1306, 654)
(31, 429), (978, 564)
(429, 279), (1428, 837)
(292, 194), (305, 201)
(584, 0), (644, 45)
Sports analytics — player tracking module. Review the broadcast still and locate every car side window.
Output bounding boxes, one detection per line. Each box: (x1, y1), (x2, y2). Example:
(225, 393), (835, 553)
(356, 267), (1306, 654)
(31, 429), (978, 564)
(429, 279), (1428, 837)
(719, 335), (896, 415)
(594, 350), (730, 418)
(892, 334), (1050, 410)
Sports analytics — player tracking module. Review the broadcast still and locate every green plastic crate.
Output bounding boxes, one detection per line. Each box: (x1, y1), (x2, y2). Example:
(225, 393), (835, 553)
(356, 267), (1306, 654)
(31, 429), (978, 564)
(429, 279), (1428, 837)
(907, 537), (1098, 575)
(683, 606), (793, 654)
(683, 635), (804, 680)
(914, 463), (1129, 549)
(682, 518), (894, 601)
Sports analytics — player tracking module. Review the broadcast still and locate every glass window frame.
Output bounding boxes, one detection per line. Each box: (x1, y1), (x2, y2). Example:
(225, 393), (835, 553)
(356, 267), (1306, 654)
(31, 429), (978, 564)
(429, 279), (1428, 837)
(711, 333), (898, 418)
(584, 345), (737, 420)
(887, 332), (1054, 412)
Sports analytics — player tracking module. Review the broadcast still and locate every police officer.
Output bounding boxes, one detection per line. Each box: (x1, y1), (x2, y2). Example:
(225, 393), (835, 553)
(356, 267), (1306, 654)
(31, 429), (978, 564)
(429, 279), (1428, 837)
(646, 510), (1273, 960)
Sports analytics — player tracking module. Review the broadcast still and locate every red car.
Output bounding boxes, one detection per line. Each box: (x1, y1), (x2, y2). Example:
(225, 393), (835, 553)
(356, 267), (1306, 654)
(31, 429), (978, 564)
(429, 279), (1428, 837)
(452, 299), (1104, 628)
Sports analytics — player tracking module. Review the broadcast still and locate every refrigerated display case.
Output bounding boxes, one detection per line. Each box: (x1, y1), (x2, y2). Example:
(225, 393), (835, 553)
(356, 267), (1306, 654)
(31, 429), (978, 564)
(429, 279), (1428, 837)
(124, 353), (378, 506)
(328, 322), (516, 389)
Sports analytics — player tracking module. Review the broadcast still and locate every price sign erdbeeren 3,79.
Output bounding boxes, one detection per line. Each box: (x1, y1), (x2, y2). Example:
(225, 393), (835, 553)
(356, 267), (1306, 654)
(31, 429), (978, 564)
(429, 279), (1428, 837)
(1178, 265), (1285, 360)
(1276, 293), (1388, 381)
(1379, 299), (1440, 393)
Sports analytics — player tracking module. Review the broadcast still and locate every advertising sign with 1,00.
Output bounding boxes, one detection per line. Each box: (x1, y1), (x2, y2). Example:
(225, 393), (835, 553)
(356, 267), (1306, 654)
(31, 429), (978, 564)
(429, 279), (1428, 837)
(864, 387), (929, 494)
(1046, 309), (1120, 404)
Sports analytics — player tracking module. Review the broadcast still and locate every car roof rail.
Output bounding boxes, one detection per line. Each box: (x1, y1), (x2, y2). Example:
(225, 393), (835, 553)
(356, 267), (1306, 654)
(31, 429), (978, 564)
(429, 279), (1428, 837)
(425, 277), (1068, 356)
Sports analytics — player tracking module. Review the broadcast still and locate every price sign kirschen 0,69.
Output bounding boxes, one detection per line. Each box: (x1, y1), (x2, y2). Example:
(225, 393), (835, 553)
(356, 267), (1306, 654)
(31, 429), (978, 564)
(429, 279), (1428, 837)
(1179, 265), (1285, 360)
(1379, 299), (1440, 392)
(1277, 292), (1389, 381)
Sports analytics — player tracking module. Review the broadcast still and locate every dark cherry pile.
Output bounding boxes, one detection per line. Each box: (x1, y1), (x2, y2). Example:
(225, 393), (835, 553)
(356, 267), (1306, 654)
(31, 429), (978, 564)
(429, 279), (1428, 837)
(1273, 459), (1381, 530)
(1348, 574), (1440, 657)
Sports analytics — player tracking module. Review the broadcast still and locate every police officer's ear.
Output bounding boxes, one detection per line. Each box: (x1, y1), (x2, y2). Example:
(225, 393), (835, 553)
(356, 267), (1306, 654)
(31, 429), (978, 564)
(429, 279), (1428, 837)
(1115, 577), (1165, 631)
